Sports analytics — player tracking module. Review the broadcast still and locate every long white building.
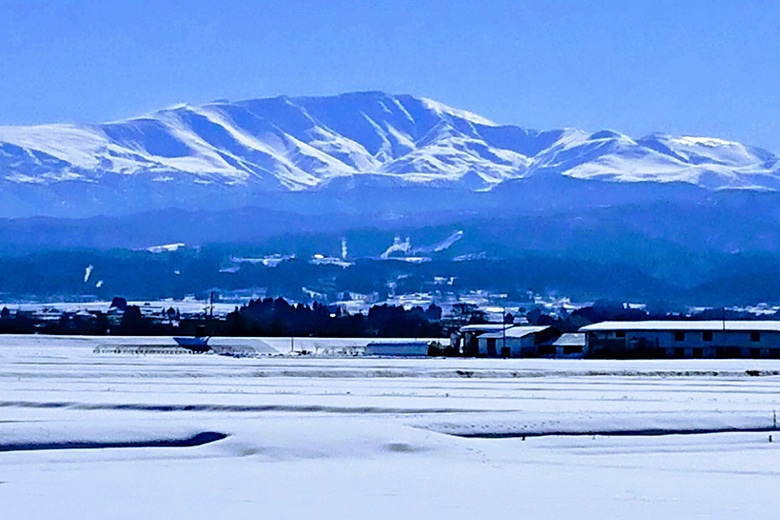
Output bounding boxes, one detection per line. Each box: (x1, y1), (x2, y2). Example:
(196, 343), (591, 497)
(580, 321), (780, 358)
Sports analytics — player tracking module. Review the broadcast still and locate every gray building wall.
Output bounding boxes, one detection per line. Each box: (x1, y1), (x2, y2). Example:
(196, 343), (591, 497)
(365, 342), (430, 356)
(477, 335), (536, 357)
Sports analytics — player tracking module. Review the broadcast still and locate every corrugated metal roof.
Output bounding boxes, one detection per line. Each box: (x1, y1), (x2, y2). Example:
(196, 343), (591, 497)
(580, 321), (780, 332)
(460, 324), (510, 332)
(478, 326), (550, 339)
(549, 333), (586, 346)
(366, 341), (432, 347)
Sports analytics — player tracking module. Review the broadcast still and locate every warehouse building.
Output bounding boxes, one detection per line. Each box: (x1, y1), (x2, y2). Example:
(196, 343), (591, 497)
(580, 321), (780, 358)
(364, 340), (438, 357)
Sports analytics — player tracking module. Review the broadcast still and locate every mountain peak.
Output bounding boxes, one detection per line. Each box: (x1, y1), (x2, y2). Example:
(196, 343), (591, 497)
(0, 92), (779, 217)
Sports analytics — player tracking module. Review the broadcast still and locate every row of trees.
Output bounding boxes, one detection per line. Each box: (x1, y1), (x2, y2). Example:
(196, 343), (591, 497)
(2, 298), (768, 337)
(0, 299), (448, 338)
(221, 298), (444, 337)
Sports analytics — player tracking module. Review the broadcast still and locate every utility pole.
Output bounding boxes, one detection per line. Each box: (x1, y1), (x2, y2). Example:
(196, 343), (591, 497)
(502, 307), (507, 357)
(290, 310), (295, 354)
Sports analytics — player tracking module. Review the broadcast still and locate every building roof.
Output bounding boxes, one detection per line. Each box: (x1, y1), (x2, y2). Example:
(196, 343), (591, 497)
(478, 326), (550, 339)
(460, 324), (511, 333)
(580, 321), (780, 332)
(366, 341), (433, 347)
(548, 333), (586, 346)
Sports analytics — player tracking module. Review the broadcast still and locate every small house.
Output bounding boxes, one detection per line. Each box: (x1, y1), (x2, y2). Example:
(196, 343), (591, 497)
(539, 333), (586, 358)
(456, 324), (513, 356)
(475, 326), (558, 358)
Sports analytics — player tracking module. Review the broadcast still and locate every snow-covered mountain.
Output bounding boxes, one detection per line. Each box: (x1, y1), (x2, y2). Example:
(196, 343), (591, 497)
(1, 91), (779, 217)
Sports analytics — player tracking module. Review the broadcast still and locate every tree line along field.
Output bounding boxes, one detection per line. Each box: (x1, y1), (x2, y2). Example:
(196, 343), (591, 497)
(0, 298), (446, 338)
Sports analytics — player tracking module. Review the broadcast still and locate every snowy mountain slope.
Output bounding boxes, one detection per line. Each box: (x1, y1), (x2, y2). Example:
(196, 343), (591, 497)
(1, 91), (780, 217)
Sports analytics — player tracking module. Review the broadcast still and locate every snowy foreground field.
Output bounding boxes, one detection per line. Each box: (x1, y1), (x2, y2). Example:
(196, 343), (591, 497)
(3, 336), (780, 519)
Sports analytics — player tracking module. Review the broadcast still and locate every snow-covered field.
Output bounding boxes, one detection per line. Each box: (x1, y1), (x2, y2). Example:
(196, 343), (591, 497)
(3, 335), (780, 519)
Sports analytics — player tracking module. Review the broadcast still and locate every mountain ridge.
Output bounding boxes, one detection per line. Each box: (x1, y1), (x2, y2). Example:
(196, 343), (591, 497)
(2, 91), (780, 218)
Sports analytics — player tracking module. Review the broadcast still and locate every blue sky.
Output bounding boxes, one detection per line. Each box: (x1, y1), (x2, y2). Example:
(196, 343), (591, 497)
(2, 0), (779, 150)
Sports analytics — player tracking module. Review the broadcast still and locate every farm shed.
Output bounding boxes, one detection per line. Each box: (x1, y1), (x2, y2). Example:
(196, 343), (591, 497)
(538, 333), (586, 358)
(476, 326), (557, 358)
(456, 324), (512, 356)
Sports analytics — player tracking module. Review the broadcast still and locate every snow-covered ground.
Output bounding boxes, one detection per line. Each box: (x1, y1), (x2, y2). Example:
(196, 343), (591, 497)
(3, 335), (780, 518)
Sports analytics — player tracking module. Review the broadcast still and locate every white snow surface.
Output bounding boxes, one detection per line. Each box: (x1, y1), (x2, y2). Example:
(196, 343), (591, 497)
(2, 92), (779, 193)
(3, 335), (780, 518)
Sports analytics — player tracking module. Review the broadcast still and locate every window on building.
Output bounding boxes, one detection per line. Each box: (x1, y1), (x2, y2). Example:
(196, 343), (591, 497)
(703, 331), (713, 342)
(674, 331), (685, 342)
(693, 348), (704, 358)
(750, 331), (761, 342)
(615, 331), (626, 338)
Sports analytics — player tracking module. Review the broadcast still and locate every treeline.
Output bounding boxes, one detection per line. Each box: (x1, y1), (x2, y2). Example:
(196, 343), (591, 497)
(0, 307), (178, 336)
(2, 298), (775, 338)
(222, 298), (443, 337)
(0, 298), (447, 338)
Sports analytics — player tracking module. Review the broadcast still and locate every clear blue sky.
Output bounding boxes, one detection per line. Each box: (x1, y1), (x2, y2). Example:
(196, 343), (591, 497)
(2, 0), (779, 150)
